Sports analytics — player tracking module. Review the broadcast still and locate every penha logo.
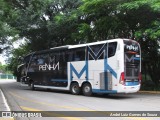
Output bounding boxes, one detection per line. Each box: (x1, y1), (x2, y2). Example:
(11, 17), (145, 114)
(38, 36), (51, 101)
(126, 45), (139, 52)
(39, 62), (59, 71)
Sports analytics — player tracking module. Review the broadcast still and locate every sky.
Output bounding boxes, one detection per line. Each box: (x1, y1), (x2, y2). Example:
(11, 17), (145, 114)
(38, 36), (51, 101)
(0, 40), (22, 65)
(0, 55), (6, 65)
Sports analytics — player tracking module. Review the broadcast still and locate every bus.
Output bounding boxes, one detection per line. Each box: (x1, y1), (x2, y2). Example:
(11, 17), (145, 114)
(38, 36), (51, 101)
(18, 38), (141, 96)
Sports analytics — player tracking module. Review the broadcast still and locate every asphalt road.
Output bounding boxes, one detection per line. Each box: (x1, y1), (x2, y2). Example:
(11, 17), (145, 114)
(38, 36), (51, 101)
(0, 79), (159, 120)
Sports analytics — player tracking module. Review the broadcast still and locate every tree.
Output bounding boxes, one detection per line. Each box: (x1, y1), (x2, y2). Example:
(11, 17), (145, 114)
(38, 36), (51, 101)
(0, 0), (18, 53)
(6, 0), (82, 76)
(0, 63), (11, 74)
(0, 64), (6, 73)
(77, 1), (123, 41)
(6, 0), (82, 51)
(7, 43), (30, 76)
(119, 0), (160, 88)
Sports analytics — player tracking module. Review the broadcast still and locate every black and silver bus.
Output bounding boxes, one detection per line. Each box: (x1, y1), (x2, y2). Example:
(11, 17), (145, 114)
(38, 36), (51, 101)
(18, 39), (141, 96)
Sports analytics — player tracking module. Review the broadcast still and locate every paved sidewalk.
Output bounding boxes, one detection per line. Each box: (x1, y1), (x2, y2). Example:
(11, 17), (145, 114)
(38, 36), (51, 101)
(138, 90), (160, 94)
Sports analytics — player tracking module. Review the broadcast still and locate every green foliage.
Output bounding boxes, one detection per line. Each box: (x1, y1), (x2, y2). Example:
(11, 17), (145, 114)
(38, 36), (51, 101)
(0, 0), (19, 53)
(0, 64), (11, 74)
(7, 0), (82, 50)
(120, 0), (160, 12)
(118, 0), (160, 87)
(79, 0), (126, 40)
(7, 43), (30, 76)
(0, 64), (6, 73)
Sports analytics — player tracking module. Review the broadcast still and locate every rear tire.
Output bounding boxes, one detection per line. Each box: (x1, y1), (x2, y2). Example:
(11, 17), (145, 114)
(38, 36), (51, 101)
(70, 83), (80, 95)
(82, 83), (92, 96)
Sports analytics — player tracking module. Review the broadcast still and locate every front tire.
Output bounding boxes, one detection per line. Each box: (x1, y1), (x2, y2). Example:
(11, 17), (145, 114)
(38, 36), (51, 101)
(29, 81), (35, 90)
(82, 83), (92, 96)
(70, 83), (80, 95)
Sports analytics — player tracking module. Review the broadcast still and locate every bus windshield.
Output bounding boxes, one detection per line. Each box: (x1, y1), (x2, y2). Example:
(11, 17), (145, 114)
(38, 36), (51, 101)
(124, 40), (141, 80)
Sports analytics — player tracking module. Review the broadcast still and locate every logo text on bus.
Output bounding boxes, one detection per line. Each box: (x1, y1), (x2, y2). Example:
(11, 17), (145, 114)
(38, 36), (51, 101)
(39, 62), (59, 71)
(126, 45), (138, 52)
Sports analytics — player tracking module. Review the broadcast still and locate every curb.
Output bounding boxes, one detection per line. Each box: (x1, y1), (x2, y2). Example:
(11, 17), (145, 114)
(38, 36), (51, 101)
(0, 89), (14, 119)
(0, 89), (11, 111)
(138, 91), (160, 94)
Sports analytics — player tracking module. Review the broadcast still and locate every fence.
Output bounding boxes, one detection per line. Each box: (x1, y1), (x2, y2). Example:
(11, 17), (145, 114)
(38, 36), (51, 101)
(0, 74), (16, 79)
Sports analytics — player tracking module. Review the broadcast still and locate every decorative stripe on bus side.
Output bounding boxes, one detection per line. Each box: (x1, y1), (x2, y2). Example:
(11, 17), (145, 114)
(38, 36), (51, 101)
(70, 62), (88, 81)
(92, 89), (117, 93)
(50, 79), (68, 82)
(104, 60), (117, 79)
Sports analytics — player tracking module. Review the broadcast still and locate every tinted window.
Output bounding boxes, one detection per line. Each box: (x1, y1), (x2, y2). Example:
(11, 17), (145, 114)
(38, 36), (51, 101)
(50, 51), (66, 63)
(23, 55), (30, 64)
(108, 42), (117, 58)
(29, 54), (49, 72)
(89, 44), (104, 60)
(67, 47), (85, 61)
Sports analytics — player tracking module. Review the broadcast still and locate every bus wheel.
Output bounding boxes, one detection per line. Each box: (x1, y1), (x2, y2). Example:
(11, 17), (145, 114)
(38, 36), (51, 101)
(82, 83), (92, 96)
(30, 81), (35, 90)
(70, 83), (80, 95)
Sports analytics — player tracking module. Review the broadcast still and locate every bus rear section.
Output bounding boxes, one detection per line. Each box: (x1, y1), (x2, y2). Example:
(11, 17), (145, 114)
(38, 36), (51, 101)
(118, 40), (141, 93)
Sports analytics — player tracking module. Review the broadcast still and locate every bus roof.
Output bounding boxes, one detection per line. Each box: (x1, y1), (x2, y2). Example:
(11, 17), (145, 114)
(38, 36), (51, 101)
(49, 38), (125, 50)
(68, 38), (123, 49)
(50, 45), (71, 50)
(26, 38), (135, 55)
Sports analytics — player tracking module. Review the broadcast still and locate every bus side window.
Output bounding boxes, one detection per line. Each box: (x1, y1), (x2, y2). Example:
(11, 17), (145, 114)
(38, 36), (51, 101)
(73, 47), (85, 61)
(89, 44), (104, 60)
(37, 58), (44, 64)
(37, 54), (47, 65)
(74, 54), (80, 61)
(24, 56), (30, 64)
(61, 52), (65, 62)
(31, 55), (38, 65)
(65, 50), (73, 62)
(108, 42), (117, 58)
(28, 55), (37, 72)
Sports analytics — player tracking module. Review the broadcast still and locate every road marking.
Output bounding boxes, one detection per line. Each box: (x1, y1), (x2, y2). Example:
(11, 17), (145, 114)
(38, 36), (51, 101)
(138, 91), (160, 94)
(0, 89), (14, 120)
(9, 92), (156, 120)
(128, 118), (155, 120)
(9, 92), (93, 111)
(20, 106), (84, 120)
(20, 106), (41, 111)
(0, 89), (10, 111)
(0, 117), (15, 120)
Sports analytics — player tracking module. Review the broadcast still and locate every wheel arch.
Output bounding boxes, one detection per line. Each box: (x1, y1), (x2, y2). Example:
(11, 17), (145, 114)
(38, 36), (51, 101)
(81, 81), (92, 88)
(28, 79), (34, 86)
(70, 81), (79, 88)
